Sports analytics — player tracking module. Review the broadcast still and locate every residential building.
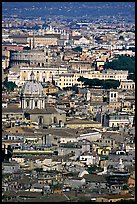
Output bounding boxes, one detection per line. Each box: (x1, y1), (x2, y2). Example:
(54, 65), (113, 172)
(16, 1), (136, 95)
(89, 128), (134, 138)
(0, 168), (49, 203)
(2, 161), (20, 174)
(120, 80), (135, 90)
(108, 113), (134, 128)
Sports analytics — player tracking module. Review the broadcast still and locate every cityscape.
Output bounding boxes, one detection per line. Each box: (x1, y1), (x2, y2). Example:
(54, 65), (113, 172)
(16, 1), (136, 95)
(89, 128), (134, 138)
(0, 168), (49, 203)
(2, 2), (135, 202)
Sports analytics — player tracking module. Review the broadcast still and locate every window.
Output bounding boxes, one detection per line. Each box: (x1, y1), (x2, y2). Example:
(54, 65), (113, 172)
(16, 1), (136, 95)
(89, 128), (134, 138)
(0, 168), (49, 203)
(35, 101), (37, 107)
(38, 116), (43, 125)
(26, 101), (29, 107)
(114, 93), (116, 97)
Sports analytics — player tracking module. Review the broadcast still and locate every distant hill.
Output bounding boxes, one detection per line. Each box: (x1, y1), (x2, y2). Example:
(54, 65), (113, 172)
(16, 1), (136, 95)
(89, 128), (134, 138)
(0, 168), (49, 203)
(2, 2), (135, 20)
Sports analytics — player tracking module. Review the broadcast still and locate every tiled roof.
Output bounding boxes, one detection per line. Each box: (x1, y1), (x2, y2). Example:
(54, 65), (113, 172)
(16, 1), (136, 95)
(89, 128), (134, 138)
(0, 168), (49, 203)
(2, 107), (23, 113)
(27, 107), (58, 114)
(66, 118), (100, 124)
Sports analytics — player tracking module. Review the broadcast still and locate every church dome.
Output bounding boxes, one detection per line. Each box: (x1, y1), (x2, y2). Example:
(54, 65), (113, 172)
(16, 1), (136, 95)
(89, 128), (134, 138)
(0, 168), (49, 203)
(21, 70), (44, 96)
(21, 80), (44, 96)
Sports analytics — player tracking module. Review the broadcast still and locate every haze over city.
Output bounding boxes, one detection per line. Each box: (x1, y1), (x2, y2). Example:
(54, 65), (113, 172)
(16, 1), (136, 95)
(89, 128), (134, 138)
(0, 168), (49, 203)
(2, 2), (135, 202)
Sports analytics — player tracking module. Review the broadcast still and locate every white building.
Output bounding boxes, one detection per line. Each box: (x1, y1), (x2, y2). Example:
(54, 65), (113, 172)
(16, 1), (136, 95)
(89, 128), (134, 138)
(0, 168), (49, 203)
(120, 80), (135, 90)
(2, 161), (20, 174)
(78, 131), (102, 142)
(79, 155), (95, 166)
(19, 65), (68, 86)
(107, 90), (119, 103)
(2, 101), (8, 108)
(109, 113), (134, 128)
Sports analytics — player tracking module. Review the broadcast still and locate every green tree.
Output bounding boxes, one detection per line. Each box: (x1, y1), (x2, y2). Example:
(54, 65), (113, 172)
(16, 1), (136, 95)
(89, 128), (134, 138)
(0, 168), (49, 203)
(3, 77), (17, 92)
(104, 55), (135, 74)
(72, 46), (82, 53)
(87, 165), (101, 174)
(77, 77), (120, 89)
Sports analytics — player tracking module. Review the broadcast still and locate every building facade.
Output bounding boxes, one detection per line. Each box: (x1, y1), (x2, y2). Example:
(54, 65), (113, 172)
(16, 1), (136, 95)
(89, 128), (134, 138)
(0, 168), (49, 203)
(10, 47), (51, 67)
(120, 80), (135, 90)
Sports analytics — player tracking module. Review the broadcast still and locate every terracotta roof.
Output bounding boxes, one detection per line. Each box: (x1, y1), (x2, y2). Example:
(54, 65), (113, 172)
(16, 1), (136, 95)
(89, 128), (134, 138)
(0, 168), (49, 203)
(83, 174), (107, 183)
(27, 107), (58, 114)
(4, 127), (34, 133)
(66, 118), (101, 124)
(104, 193), (134, 199)
(69, 35), (82, 40)
(2, 107), (23, 113)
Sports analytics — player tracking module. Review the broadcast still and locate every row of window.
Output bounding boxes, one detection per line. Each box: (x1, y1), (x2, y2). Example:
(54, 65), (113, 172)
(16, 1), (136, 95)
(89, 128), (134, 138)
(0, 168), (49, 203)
(111, 122), (129, 127)
(26, 101), (38, 107)
(63, 79), (74, 82)
(121, 85), (135, 89)
(23, 70), (52, 74)
(111, 93), (117, 98)
(59, 83), (73, 86)
(61, 75), (74, 78)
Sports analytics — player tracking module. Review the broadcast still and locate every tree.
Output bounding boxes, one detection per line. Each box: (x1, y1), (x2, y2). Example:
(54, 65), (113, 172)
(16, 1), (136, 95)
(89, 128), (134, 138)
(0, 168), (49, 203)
(127, 73), (135, 82)
(72, 46), (82, 53)
(77, 77), (120, 89)
(35, 167), (43, 173)
(72, 85), (79, 94)
(118, 199), (135, 202)
(3, 77), (17, 92)
(87, 165), (101, 174)
(122, 185), (128, 190)
(119, 36), (124, 40)
(104, 55), (135, 74)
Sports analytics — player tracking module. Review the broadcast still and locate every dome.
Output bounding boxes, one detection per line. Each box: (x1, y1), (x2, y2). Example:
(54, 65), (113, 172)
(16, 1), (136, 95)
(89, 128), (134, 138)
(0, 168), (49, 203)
(21, 80), (43, 96)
